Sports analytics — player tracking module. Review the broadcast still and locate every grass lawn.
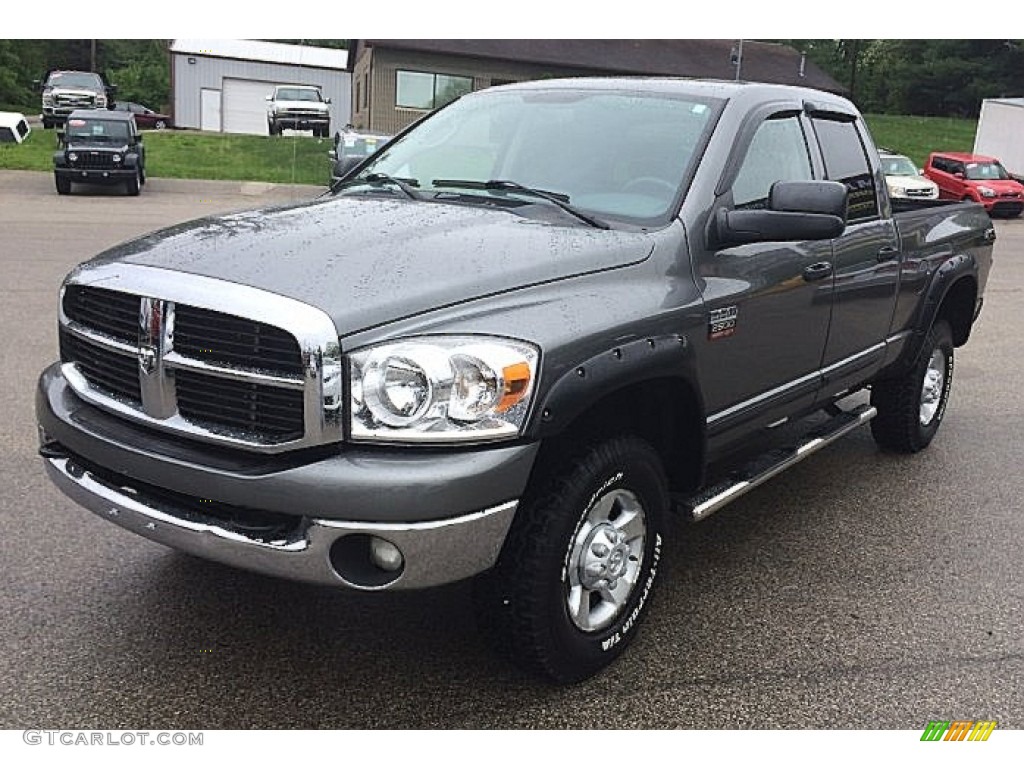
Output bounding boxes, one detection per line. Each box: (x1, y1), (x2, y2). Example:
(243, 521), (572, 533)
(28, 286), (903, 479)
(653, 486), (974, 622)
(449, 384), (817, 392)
(864, 114), (977, 168)
(0, 115), (979, 187)
(0, 127), (331, 186)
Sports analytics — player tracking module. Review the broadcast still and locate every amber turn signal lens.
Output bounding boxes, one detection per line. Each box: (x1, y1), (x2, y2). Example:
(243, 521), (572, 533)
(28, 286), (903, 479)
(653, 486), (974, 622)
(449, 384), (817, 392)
(498, 362), (532, 412)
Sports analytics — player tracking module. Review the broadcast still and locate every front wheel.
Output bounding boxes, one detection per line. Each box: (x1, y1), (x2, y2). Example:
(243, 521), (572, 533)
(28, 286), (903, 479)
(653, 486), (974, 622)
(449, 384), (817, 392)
(125, 170), (141, 196)
(475, 435), (668, 683)
(871, 320), (954, 453)
(55, 175), (71, 195)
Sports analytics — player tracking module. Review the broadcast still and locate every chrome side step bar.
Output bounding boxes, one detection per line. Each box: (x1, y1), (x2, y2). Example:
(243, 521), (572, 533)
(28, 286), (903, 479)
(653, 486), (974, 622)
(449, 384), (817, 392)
(679, 404), (877, 522)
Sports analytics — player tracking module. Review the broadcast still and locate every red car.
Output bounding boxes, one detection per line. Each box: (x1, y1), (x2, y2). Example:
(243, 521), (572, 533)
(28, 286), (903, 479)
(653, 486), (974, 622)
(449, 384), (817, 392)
(923, 151), (1024, 217)
(114, 101), (171, 130)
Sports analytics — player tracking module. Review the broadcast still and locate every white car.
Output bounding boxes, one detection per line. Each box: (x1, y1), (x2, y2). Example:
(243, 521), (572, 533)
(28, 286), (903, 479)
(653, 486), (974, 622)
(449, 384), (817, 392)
(880, 151), (939, 200)
(0, 111), (31, 144)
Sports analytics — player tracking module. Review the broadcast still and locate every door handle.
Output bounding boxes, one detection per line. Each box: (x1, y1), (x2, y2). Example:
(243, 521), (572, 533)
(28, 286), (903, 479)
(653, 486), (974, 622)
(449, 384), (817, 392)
(802, 261), (833, 281)
(877, 245), (900, 262)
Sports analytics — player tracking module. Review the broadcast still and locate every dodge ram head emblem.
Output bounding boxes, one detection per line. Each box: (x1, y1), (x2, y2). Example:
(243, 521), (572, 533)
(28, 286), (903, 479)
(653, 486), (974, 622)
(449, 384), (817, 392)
(138, 345), (157, 374)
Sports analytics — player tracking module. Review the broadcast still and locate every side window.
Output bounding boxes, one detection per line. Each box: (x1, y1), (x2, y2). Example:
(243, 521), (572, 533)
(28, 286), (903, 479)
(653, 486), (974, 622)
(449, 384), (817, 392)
(732, 116), (813, 209)
(813, 118), (879, 222)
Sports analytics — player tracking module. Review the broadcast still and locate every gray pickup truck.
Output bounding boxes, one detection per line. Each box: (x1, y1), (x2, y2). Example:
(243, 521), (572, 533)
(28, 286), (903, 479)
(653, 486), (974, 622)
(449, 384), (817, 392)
(37, 79), (994, 683)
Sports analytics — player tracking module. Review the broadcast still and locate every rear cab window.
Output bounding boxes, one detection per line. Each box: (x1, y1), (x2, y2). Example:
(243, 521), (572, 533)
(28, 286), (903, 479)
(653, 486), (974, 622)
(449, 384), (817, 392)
(811, 118), (879, 222)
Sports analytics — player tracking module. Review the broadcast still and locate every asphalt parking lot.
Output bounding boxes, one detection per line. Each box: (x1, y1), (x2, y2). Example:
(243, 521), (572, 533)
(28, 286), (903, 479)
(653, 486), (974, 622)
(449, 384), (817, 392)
(1, 169), (1022, 729)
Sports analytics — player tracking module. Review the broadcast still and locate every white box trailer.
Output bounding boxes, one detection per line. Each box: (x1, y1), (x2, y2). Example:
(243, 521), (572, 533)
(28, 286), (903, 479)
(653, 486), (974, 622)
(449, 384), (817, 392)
(974, 98), (1024, 178)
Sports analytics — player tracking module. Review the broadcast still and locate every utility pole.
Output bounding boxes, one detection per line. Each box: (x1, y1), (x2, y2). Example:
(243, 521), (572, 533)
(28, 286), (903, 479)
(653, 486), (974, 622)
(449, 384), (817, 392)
(90, 39), (97, 72)
(731, 39), (744, 81)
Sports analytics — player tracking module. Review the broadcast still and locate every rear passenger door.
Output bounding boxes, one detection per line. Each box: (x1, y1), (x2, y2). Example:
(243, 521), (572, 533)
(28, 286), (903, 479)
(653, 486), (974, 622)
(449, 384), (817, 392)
(809, 113), (900, 398)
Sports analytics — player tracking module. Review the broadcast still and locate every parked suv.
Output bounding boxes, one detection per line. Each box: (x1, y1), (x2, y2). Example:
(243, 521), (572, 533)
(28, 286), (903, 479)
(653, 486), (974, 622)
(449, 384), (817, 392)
(879, 150), (938, 201)
(328, 130), (391, 185)
(53, 110), (145, 196)
(37, 70), (115, 129)
(923, 151), (1024, 217)
(266, 85), (331, 137)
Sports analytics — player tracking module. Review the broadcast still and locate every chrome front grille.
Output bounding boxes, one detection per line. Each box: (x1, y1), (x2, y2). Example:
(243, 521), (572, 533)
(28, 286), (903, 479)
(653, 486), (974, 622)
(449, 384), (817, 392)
(174, 305), (303, 375)
(58, 264), (343, 453)
(55, 94), (96, 108)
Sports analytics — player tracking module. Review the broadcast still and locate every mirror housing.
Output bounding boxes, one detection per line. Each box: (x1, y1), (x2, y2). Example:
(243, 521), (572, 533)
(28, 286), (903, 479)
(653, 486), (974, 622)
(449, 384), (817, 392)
(325, 97), (332, 104)
(714, 180), (847, 247)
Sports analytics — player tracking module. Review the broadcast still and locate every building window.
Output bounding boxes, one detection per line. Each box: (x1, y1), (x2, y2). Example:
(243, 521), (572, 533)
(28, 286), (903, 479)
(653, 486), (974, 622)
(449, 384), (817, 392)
(396, 70), (473, 110)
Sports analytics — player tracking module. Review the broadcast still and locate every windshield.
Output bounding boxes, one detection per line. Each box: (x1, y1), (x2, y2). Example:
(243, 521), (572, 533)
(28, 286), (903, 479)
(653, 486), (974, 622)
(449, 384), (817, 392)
(66, 118), (130, 142)
(48, 72), (103, 90)
(964, 161), (1010, 181)
(882, 156), (918, 177)
(356, 88), (720, 223)
(276, 88), (321, 102)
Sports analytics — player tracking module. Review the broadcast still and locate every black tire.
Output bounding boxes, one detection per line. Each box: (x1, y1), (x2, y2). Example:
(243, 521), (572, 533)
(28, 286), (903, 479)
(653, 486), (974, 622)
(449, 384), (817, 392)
(43, 117), (53, 130)
(139, 165), (146, 186)
(154, 120), (166, 130)
(474, 435), (668, 683)
(125, 170), (141, 196)
(871, 320), (954, 453)
(55, 176), (71, 195)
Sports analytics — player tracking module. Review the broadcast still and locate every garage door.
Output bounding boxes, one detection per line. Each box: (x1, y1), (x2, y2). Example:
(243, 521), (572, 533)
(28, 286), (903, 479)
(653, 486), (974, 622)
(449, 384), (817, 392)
(222, 78), (277, 135)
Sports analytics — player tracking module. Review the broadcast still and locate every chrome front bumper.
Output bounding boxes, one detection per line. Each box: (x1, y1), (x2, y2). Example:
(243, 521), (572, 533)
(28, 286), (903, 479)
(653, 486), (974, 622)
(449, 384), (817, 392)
(44, 455), (517, 591)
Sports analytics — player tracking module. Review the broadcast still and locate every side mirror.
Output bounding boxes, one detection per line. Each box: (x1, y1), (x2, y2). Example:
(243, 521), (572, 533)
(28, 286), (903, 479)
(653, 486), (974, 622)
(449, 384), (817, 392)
(918, 168), (925, 175)
(714, 180), (848, 247)
(325, 97), (332, 104)
(265, 95), (272, 101)
(333, 131), (340, 149)
(954, 172), (965, 180)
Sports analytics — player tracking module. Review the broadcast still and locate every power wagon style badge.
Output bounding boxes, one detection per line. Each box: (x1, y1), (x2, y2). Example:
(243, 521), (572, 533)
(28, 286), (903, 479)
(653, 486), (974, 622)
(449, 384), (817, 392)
(708, 306), (739, 340)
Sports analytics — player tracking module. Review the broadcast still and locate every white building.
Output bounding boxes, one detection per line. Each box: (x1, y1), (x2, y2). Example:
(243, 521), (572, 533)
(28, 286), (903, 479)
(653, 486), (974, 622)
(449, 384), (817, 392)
(170, 39), (351, 135)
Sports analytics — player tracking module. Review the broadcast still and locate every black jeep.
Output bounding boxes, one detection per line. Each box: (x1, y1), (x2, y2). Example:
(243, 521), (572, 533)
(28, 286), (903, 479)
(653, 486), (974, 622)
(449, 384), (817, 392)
(53, 110), (145, 196)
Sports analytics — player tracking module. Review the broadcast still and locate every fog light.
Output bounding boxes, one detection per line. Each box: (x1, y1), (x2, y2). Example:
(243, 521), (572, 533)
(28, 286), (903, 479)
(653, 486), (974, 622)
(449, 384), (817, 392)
(370, 537), (403, 572)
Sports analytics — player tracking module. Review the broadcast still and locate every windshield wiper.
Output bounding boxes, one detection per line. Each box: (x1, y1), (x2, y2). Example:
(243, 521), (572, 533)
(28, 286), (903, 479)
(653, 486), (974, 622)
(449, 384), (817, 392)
(432, 179), (609, 230)
(331, 172), (421, 200)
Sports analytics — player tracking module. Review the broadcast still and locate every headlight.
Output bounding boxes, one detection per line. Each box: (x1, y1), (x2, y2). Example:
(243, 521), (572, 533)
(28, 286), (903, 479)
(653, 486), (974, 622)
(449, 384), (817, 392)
(890, 185), (906, 197)
(350, 336), (539, 443)
(112, 154), (122, 163)
(96, 95), (107, 107)
(978, 186), (996, 198)
(42, 93), (53, 106)
(68, 152), (78, 163)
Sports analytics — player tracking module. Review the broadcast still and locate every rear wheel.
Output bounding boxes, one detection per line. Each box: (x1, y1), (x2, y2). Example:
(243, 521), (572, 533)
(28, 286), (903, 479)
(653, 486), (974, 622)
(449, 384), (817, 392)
(474, 435), (668, 683)
(871, 320), (954, 453)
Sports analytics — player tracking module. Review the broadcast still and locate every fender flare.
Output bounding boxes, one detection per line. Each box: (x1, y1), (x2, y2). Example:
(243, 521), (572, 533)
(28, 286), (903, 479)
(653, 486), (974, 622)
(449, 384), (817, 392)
(526, 334), (705, 441)
(897, 252), (979, 373)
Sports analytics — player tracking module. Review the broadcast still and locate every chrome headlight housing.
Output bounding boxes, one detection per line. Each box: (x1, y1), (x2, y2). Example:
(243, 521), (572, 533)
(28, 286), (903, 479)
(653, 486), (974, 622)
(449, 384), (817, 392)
(890, 185), (906, 197)
(349, 336), (539, 443)
(978, 186), (996, 198)
(67, 152), (78, 163)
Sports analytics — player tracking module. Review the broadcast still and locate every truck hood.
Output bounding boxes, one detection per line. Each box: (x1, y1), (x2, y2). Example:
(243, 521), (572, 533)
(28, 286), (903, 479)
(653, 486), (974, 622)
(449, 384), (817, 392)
(87, 196), (655, 336)
(272, 100), (329, 111)
(885, 175), (936, 191)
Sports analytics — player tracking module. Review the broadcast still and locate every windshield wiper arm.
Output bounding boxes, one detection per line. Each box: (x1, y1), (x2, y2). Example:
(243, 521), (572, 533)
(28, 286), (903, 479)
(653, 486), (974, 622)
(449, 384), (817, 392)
(331, 172), (421, 200)
(432, 179), (609, 229)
